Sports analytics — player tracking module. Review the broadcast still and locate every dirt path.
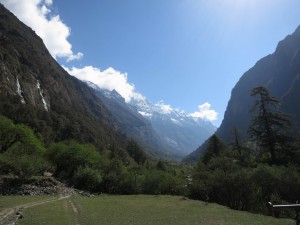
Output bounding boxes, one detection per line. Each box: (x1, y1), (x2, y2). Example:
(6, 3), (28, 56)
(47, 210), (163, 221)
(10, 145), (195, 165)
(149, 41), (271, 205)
(68, 198), (80, 225)
(0, 195), (71, 225)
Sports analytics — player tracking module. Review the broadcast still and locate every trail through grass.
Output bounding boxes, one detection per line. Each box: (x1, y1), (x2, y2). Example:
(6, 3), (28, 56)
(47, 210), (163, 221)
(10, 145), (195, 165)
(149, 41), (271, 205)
(17, 197), (74, 225)
(0, 195), (55, 225)
(2, 195), (294, 225)
(0, 196), (51, 210)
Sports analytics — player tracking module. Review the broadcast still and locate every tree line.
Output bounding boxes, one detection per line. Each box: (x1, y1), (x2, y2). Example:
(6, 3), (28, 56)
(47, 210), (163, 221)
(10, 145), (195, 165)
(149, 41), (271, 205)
(0, 115), (188, 195)
(190, 86), (300, 215)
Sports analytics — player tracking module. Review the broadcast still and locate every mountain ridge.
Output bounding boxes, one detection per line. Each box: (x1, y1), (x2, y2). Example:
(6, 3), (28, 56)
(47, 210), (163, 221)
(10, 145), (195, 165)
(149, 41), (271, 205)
(0, 3), (216, 161)
(128, 92), (216, 155)
(0, 3), (129, 151)
(86, 81), (216, 159)
(185, 25), (300, 162)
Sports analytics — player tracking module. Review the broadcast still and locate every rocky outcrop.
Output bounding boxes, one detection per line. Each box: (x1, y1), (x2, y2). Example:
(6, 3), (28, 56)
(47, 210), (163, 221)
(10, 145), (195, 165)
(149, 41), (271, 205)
(0, 177), (76, 196)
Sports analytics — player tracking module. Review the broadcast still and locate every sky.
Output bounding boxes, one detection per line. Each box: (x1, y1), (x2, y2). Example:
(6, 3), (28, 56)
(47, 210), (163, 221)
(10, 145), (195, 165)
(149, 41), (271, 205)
(1, 0), (300, 126)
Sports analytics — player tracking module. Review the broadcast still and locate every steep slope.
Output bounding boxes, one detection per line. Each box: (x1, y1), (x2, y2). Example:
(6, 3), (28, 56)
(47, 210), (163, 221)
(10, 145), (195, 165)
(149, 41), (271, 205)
(0, 3), (125, 149)
(0, 3), (213, 161)
(185, 25), (300, 162)
(86, 82), (185, 160)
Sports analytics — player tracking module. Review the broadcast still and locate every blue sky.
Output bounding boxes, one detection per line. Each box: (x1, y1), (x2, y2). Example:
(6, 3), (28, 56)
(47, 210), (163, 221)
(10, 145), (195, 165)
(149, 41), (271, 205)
(2, 0), (300, 126)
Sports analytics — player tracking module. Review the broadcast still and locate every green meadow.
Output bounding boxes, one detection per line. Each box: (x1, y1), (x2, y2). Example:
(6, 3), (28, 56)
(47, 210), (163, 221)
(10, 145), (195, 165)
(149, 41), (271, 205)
(0, 195), (293, 225)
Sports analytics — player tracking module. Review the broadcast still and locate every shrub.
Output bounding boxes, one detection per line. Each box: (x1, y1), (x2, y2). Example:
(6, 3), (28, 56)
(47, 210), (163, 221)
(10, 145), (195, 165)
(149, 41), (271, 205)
(73, 166), (102, 191)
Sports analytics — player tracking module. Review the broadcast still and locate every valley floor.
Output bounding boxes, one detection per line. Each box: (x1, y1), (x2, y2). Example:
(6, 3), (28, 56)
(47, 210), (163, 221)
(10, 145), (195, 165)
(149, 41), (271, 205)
(0, 195), (294, 225)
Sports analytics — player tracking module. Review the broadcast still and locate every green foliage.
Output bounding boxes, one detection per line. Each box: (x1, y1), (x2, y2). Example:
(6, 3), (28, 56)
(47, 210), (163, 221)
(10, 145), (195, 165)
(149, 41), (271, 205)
(73, 166), (102, 191)
(142, 169), (186, 196)
(156, 160), (167, 171)
(201, 134), (227, 164)
(192, 153), (300, 215)
(190, 87), (300, 217)
(191, 156), (257, 211)
(47, 141), (102, 179)
(0, 115), (189, 195)
(126, 139), (147, 165)
(0, 115), (48, 179)
(248, 86), (294, 165)
(102, 159), (141, 194)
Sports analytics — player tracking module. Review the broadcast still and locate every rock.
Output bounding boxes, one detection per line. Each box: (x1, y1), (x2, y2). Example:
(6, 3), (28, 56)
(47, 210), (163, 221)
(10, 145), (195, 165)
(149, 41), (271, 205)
(0, 177), (79, 196)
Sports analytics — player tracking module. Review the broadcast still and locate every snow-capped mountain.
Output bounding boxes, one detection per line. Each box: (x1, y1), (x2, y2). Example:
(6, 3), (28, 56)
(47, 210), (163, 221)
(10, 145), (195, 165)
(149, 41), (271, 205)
(86, 81), (216, 158)
(86, 81), (216, 156)
(130, 97), (217, 154)
(85, 81), (187, 160)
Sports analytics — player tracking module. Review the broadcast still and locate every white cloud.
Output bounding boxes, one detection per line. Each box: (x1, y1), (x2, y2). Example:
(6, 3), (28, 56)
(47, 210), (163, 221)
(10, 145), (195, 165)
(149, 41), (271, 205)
(64, 65), (143, 103)
(189, 102), (218, 121)
(1, 0), (219, 124)
(154, 101), (174, 114)
(138, 111), (152, 117)
(0, 0), (83, 61)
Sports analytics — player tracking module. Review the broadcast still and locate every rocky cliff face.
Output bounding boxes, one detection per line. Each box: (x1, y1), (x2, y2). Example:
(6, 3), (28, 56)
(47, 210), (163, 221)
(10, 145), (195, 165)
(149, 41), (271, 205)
(0, 3), (125, 149)
(185, 25), (300, 162)
(217, 25), (300, 140)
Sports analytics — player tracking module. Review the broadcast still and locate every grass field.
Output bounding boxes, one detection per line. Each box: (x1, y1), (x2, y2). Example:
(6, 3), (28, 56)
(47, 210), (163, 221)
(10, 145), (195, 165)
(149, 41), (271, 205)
(1, 195), (294, 225)
(0, 195), (52, 210)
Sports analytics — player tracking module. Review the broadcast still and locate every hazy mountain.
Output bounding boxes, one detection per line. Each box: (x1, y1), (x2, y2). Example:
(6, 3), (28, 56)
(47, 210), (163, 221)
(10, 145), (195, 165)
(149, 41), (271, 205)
(185, 25), (300, 162)
(129, 96), (216, 155)
(86, 81), (216, 159)
(86, 81), (186, 160)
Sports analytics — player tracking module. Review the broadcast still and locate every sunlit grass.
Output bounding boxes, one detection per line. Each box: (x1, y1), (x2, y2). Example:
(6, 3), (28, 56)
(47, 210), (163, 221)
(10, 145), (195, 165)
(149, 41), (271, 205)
(0, 195), (51, 210)
(3, 195), (295, 225)
(17, 198), (74, 225)
(73, 195), (294, 225)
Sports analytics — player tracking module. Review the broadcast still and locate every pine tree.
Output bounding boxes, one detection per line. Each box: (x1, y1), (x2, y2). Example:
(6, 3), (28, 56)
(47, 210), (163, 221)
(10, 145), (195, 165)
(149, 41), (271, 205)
(201, 134), (227, 164)
(248, 86), (292, 164)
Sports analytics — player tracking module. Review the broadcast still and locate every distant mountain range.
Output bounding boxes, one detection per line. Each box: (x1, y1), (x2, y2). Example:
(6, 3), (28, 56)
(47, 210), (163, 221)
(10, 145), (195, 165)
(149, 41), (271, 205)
(87, 81), (216, 160)
(0, 3), (215, 161)
(185, 25), (300, 162)
(129, 96), (216, 155)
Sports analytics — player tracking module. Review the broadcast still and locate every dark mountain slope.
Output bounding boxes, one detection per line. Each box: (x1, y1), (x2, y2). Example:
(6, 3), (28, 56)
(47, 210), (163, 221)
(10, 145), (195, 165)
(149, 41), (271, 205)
(185, 25), (300, 162)
(0, 3), (125, 149)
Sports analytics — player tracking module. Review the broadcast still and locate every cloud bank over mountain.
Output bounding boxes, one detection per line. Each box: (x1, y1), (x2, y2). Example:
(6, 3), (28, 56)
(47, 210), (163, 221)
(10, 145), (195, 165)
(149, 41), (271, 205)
(189, 103), (218, 121)
(0, 0), (82, 61)
(64, 66), (144, 103)
(1, 0), (218, 122)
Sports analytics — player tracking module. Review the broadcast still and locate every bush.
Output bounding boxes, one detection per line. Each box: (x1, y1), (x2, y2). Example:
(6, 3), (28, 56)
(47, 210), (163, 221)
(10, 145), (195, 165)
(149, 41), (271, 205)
(142, 170), (187, 195)
(0, 115), (48, 180)
(102, 159), (132, 194)
(73, 166), (102, 191)
(47, 141), (102, 179)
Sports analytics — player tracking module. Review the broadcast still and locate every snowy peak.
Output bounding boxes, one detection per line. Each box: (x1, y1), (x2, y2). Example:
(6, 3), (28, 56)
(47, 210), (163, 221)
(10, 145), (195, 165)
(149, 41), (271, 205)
(85, 81), (125, 102)
(130, 97), (215, 127)
(85, 81), (216, 155)
(129, 96), (216, 154)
